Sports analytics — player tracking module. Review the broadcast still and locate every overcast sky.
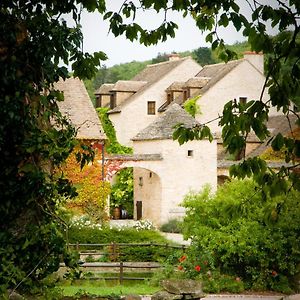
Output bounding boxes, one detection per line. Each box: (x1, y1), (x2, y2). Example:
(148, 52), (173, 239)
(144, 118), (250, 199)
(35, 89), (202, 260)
(72, 1), (279, 67)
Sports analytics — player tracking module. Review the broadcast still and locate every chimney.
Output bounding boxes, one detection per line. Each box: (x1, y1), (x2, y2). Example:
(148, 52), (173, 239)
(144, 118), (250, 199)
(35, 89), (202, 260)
(168, 53), (180, 61)
(243, 51), (264, 74)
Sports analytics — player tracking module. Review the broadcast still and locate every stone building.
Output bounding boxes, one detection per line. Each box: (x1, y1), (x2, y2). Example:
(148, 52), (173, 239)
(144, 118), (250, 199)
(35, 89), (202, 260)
(96, 56), (202, 146)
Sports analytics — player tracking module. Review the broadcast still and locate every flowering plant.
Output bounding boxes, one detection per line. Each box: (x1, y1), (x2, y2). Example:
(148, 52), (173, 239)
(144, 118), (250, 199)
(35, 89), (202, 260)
(176, 253), (210, 279)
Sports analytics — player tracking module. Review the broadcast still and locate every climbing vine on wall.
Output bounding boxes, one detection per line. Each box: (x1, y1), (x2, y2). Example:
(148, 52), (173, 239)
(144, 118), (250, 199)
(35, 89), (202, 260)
(97, 107), (132, 154)
(97, 108), (134, 216)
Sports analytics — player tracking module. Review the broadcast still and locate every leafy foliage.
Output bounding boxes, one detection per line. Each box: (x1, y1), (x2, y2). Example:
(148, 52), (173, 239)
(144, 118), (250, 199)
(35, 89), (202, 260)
(97, 107), (132, 154)
(110, 168), (134, 217)
(68, 223), (171, 262)
(63, 148), (110, 222)
(0, 0), (107, 294)
(160, 218), (183, 233)
(181, 180), (300, 292)
(183, 95), (201, 117)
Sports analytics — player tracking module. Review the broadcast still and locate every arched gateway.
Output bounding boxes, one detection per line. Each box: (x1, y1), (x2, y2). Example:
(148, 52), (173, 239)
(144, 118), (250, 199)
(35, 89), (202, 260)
(105, 154), (163, 225)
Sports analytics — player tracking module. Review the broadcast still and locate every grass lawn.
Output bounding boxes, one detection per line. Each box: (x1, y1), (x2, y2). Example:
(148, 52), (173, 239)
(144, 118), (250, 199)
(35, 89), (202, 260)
(60, 282), (160, 297)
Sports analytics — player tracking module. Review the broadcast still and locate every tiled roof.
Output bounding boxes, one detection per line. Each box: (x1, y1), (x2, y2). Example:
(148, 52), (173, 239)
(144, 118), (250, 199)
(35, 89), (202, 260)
(196, 59), (242, 94)
(95, 83), (114, 95)
(132, 103), (199, 141)
(55, 77), (106, 140)
(111, 80), (147, 92)
(166, 81), (186, 91)
(185, 77), (210, 88)
(132, 57), (190, 83)
(109, 57), (193, 114)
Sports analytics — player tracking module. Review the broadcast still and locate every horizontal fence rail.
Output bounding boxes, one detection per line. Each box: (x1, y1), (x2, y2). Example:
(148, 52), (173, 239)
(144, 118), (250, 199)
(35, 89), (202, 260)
(63, 242), (188, 283)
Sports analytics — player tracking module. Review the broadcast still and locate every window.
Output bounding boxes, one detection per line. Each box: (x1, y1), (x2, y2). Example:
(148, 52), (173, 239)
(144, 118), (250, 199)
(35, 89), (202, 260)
(187, 150), (194, 157)
(95, 95), (102, 108)
(167, 93), (172, 104)
(239, 97), (247, 105)
(183, 90), (188, 101)
(147, 101), (156, 115)
(110, 93), (116, 109)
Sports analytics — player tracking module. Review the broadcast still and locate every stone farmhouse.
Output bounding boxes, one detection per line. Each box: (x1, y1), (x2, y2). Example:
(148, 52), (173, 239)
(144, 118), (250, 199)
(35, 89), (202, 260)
(95, 54), (202, 146)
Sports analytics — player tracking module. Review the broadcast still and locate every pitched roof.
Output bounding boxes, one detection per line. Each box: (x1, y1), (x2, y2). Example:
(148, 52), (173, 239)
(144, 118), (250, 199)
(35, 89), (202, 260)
(185, 77), (210, 88)
(55, 77), (106, 140)
(133, 57), (190, 83)
(132, 103), (199, 141)
(195, 59), (243, 94)
(109, 57), (193, 114)
(95, 83), (114, 95)
(166, 81), (186, 91)
(111, 80), (147, 92)
(159, 60), (244, 112)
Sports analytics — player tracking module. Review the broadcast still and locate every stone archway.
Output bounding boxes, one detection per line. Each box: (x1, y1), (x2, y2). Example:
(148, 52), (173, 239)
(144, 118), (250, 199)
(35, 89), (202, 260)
(104, 154), (163, 225)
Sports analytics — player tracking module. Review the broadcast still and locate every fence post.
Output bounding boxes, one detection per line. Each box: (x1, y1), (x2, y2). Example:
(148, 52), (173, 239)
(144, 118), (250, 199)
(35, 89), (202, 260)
(119, 261), (124, 284)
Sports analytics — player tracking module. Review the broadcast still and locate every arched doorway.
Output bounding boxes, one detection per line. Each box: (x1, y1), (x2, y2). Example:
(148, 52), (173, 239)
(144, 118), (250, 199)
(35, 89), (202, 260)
(133, 168), (161, 225)
(105, 157), (162, 225)
(110, 167), (134, 220)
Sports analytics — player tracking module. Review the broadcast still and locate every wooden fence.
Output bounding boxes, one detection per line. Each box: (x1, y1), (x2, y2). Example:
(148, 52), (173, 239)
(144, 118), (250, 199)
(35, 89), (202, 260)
(62, 242), (188, 283)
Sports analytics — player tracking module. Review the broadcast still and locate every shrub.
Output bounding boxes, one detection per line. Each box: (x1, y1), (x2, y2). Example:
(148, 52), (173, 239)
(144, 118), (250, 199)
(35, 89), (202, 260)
(180, 180), (300, 293)
(67, 219), (175, 261)
(160, 218), (183, 233)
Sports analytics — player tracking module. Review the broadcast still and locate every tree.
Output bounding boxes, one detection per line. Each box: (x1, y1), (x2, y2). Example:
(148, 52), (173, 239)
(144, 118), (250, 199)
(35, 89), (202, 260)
(193, 47), (216, 65)
(103, 0), (300, 197)
(0, 0), (106, 295)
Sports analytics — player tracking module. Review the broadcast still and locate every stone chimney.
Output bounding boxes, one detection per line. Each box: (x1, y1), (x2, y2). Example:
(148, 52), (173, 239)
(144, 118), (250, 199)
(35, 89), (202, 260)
(243, 51), (264, 74)
(168, 53), (180, 61)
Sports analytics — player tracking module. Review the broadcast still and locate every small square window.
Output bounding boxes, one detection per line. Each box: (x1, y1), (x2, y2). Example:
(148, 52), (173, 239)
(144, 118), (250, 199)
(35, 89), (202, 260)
(187, 150), (194, 157)
(147, 101), (156, 115)
(239, 97), (247, 105)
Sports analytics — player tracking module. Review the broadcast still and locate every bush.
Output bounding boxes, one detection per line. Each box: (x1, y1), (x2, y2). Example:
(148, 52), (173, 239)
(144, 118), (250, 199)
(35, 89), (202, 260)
(180, 180), (300, 293)
(67, 219), (175, 261)
(160, 218), (183, 233)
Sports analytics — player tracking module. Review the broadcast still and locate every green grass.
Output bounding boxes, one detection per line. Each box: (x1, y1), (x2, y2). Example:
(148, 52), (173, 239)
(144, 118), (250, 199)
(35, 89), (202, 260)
(60, 282), (160, 297)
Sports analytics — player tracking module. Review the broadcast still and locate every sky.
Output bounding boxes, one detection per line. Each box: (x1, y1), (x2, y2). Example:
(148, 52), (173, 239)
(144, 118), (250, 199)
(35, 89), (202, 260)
(77, 2), (246, 67)
(72, 1), (280, 67)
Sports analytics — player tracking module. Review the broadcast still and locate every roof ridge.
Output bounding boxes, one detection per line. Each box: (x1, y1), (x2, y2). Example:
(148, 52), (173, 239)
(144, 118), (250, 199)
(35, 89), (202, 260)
(146, 56), (190, 68)
(202, 58), (243, 68)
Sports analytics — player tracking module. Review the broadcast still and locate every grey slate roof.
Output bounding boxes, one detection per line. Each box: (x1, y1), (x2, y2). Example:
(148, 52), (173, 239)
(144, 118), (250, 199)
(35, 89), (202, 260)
(132, 103), (199, 141)
(111, 80), (147, 92)
(55, 77), (106, 140)
(109, 57), (193, 114)
(95, 83), (114, 95)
